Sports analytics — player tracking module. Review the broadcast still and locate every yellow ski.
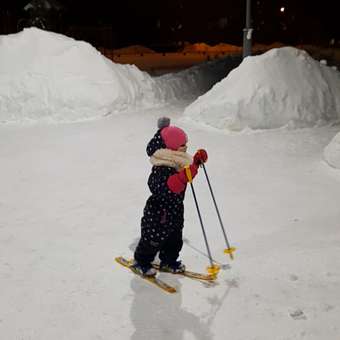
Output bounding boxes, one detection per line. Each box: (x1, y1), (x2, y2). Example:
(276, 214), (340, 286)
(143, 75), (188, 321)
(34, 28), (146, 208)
(152, 263), (217, 281)
(115, 257), (177, 294)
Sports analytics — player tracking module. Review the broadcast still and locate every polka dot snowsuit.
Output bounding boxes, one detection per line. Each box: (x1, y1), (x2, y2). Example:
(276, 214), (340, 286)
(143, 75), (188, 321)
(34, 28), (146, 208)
(134, 130), (186, 267)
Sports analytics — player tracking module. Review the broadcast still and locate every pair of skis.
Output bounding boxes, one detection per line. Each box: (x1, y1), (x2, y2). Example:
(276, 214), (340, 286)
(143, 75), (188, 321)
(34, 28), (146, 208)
(115, 256), (216, 294)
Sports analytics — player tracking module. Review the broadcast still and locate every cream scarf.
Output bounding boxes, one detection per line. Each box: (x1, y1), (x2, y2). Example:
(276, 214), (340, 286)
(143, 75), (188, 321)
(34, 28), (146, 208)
(150, 148), (192, 171)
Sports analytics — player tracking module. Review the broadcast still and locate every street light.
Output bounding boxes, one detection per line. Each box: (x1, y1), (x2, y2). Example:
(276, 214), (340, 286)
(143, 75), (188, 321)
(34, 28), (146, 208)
(242, 0), (253, 58)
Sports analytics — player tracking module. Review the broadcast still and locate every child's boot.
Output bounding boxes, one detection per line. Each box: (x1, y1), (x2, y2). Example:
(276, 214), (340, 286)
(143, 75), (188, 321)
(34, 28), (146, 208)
(160, 260), (186, 273)
(131, 261), (157, 277)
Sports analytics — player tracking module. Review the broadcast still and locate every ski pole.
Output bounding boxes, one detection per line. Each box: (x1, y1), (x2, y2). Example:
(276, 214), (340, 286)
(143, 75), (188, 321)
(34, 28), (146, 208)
(185, 166), (220, 277)
(201, 163), (236, 260)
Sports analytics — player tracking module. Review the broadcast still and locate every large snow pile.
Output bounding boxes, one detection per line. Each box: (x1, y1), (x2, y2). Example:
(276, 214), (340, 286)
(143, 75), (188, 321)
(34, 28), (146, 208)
(183, 47), (340, 130)
(0, 28), (162, 123)
(324, 131), (340, 168)
(0, 28), (228, 123)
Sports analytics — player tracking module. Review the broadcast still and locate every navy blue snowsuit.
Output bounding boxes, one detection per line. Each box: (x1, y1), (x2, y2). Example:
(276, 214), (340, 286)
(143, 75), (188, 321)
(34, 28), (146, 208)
(134, 130), (186, 267)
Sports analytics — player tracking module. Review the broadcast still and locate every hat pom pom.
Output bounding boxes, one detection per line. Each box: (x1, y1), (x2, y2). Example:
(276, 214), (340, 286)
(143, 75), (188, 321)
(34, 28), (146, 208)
(157, 117), (170, 130)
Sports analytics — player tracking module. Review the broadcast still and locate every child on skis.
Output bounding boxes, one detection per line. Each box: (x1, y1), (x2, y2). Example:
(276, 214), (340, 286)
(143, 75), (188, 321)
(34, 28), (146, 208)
(132, 117), (208, 277)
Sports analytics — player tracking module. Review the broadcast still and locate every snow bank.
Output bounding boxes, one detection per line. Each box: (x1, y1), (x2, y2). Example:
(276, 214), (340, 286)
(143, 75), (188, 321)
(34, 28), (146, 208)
(0, 28), (161, 123)
(154, 57), (231, 101)
(0, 28), (229, 123)
(324, 131), (340, 169)
(183, 47), (340, 131)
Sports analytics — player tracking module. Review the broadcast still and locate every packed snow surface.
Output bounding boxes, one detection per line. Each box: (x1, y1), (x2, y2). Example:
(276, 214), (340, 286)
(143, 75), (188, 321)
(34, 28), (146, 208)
(1, 110), (340, 340)
(324, 131), (340, 168)
(184, 47), (340, 130)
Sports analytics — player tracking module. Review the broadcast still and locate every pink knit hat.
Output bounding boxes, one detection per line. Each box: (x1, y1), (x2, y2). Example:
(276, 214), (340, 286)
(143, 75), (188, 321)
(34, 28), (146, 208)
(160, 126), (188, 151)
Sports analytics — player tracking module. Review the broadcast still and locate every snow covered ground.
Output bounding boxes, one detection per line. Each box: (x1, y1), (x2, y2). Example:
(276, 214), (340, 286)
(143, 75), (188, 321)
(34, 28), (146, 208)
(1, 109), (340, 340)
(1, 29), (340, 340)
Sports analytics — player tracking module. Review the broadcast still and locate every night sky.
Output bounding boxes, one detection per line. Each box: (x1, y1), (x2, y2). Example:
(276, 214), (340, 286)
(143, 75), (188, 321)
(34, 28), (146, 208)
(1, 0), (339, 49)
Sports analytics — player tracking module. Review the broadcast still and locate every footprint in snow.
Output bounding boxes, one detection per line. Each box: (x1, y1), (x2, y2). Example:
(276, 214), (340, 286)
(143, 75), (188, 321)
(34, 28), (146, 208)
(289, 308), (307, 320)
(289, 274), (299, 281)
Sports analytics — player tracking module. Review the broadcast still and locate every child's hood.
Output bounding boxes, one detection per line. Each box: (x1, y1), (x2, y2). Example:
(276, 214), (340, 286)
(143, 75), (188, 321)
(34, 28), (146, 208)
(146, 130), (166, 157)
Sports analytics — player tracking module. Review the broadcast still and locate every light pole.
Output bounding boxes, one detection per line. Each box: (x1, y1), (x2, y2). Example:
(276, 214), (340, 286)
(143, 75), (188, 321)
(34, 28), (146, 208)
(242, 0), (253, 58)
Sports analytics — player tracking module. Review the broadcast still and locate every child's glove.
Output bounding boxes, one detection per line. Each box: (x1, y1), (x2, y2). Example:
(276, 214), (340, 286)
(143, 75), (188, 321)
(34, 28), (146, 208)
(193, 149), (208, 166)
